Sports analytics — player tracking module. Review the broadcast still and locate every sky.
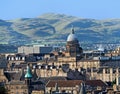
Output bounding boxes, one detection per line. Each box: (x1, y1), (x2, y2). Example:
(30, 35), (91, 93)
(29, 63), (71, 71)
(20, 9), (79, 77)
(1, 0), (120, 20)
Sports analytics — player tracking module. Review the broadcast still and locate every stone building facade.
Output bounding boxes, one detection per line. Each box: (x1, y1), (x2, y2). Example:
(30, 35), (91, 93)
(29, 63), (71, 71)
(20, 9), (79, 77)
(90, 67), (120, 82)
(46, 80), (106, 94)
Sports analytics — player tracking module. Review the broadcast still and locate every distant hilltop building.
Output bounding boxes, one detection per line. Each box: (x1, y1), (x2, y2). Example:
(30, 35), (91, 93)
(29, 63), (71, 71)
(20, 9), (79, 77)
(98, 44), (104, 52)
(18, 45), (53, 55)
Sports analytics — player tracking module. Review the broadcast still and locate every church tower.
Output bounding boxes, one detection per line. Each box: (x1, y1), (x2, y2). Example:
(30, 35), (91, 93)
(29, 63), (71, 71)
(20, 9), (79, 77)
(25, 65), (32, 94)
(66, 27), (83, 59)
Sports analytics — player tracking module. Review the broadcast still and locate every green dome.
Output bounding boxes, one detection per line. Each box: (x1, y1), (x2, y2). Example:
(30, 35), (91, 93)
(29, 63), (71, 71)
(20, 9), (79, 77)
(25, 66), (32, 78)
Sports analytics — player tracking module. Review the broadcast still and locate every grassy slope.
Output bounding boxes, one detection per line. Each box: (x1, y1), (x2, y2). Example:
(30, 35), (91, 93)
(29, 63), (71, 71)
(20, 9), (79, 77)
(0, 13), (120, 44)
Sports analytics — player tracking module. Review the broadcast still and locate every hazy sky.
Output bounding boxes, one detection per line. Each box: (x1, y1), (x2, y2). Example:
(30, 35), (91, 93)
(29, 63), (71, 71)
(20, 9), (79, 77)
(1, 0), (120, 20)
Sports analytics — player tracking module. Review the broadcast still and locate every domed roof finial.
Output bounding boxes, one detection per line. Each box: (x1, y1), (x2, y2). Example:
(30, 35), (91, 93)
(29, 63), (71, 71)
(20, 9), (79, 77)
(67, 25), (78, 42)
(71, 25), (75, 34)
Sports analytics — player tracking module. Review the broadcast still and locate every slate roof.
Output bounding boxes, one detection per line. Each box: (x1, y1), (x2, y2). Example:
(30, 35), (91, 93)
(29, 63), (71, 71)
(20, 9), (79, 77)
(46, 80), (83, 87)
(32, 80), (45, 90)
(67, 69), (86, 80)
(40, 76), (67, 84)
(85, 80), (107, 87)
(46, 80), (107, 87)
(14, 63), (27, 69)
(4, 71), (22, 81)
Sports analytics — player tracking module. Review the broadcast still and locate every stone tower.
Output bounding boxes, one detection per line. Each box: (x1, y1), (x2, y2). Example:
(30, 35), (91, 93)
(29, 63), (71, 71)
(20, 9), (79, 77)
(25, 65), (32, 94)
(66, 27), (83, 59)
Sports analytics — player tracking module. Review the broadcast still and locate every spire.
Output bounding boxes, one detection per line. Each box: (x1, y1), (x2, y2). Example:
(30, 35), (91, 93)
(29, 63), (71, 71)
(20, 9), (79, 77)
(25, 65), (32, 78)
(79, 82), (86, 94)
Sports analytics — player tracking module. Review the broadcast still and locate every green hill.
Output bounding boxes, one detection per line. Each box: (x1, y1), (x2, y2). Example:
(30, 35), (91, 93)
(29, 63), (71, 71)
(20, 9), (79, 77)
(0, 13), (120, 44)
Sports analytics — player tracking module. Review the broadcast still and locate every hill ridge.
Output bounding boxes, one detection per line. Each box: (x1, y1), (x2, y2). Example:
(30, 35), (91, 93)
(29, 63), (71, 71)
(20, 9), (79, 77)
(0, 13), (120, 44)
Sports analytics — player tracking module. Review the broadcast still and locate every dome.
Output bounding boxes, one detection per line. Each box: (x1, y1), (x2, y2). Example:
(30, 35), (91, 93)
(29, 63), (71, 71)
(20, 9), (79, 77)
(67, 28), (78, 42)
(25, 66), (32, 78)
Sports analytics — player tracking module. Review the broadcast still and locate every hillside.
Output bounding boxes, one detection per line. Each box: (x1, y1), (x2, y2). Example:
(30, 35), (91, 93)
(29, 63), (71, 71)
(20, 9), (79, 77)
(0, 13), (120, 44)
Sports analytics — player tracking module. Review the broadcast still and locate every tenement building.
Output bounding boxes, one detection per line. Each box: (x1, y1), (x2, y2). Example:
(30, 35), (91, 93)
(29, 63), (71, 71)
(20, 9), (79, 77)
(89, 67), (120, 82)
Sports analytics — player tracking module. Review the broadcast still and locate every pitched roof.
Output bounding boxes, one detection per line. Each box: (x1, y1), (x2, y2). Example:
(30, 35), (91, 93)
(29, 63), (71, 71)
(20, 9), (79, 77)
(4, 71), (21, 81)
(46, 80), (83, 87)
(40, 76), (67, 84)
(46, 80), (107, 87)
(85, 80), (107, 87)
